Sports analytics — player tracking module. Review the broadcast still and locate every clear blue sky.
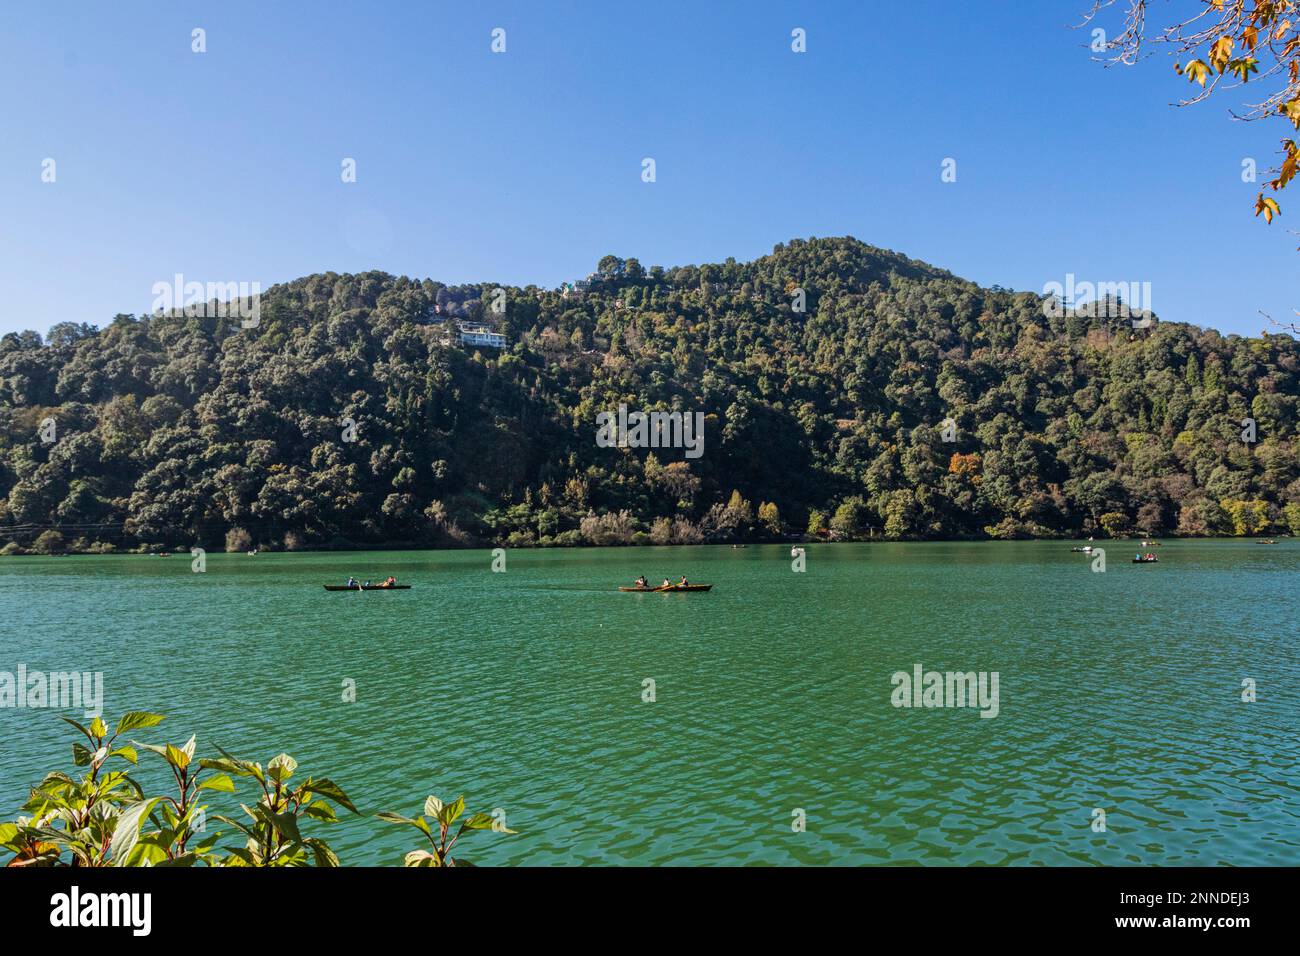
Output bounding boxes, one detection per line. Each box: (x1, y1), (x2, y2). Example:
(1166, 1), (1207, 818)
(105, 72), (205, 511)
(1, 0), (1294, 338)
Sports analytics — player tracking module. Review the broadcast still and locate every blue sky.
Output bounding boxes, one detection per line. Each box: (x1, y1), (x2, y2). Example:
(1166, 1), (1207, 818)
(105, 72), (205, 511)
(1, 0), (1295, 338)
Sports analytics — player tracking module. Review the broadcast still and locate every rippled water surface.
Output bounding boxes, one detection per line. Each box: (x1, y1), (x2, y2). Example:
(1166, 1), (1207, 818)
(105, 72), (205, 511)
(1, 540), (1297, 865)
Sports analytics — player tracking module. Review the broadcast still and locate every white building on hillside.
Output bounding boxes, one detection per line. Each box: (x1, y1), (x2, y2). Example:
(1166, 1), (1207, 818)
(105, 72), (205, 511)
(459, 322), (506, 349)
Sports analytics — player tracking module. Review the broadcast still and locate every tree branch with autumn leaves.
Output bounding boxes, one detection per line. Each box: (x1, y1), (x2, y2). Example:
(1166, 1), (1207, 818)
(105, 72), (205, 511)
(1081, 1), (1299, 230)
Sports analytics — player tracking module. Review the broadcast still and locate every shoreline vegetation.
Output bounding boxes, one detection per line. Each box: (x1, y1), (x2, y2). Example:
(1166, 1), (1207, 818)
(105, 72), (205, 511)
(2, 237), (1298, 557)
(0, 532), (1293, 557)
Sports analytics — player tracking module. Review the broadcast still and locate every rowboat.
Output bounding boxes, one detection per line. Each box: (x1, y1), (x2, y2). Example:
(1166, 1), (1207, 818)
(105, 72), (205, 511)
(323, 584), (412, 591)
(618, 584), (713, 593)
(1131, 558), (1158, 564)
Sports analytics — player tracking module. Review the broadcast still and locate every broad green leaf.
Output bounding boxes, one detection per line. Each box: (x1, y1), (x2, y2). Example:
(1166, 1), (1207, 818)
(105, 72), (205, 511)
(37, 771), (77, 789)
(88, 716), (108, 738)
(114, 712), (165, 736)
(59, 716), (90, 739)
(301, 778), (357, 814)
(424, 795), (443, 818)
(164, 743), (191, 770)
(246, 802), (278, 830)
(213, 814), (256, 840)
(437, 795), (465, 826)
(126, 841), (169, 866)
(304, 837), (340, 867)
(110, 797), (161, 866)
(272, 811), (302, 845)
(199, 757), (256, 778)
(267, 753), (297, 782)
(303, 801), (337, 822)
(110, 746), (138, 765)
(214, 746), (265, 783)
(462, 812), (515, 833)
(198, 773), (235, 793)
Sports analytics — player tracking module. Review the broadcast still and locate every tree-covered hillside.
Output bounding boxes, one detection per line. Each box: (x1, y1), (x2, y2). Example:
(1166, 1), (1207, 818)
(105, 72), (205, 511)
(2, 237), (1298, 553)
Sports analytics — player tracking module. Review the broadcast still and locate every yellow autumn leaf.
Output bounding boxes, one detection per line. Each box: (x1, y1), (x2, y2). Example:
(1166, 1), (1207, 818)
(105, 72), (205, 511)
(1181, 59), (1211, 86)
(1255, 195), (1281, 223)
(1210, 36), (1234, 69)
(1282, 99), (1300, 129)
(1277, 143), (1299, 189)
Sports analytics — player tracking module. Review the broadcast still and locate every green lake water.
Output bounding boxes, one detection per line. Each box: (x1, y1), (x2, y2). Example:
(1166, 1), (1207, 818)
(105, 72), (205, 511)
(1, 540), (1297, 866)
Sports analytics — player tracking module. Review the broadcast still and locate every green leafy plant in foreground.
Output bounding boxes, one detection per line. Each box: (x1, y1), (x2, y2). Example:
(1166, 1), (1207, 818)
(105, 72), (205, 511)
(1, 713), (357, 867)
(202, 748), (356, 866)
(379, 795), (516, 867)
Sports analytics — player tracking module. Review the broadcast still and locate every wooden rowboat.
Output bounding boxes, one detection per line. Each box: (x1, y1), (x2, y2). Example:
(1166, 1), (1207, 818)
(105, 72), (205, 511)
(323, 584), (412, 591)
(618, 584), (713, 593)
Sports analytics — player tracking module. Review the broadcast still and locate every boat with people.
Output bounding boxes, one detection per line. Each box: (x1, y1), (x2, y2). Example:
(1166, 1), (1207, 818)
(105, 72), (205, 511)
(619, 584), (713, 592)
(1132, 553), (1159, 564)
(1070, 546), (1093, 552)
(324, 583), (411, 591)
(325, 575), (408, 590)
(620, 574), (712, 592)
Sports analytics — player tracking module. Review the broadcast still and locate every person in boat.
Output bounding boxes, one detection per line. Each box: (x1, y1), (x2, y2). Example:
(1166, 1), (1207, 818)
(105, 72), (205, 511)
(382, 575), (397, 588)
(634, 575), (648, 589)
(363, 579), (371, 588)
(679, 575), (689, 586)
(661, 578), (672, 588)
(346, 576), (358, 589)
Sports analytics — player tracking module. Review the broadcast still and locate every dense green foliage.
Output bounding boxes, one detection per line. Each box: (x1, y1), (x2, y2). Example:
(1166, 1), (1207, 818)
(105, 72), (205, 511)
(1, 712), (356, 866)
(1, 712), (510, 867)
(1, 237), (1298, 551)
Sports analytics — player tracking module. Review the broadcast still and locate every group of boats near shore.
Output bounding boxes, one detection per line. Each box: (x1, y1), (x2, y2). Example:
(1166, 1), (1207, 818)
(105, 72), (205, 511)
(322, 572), (714, 593)
(1071, 539), (1162, 563)
(311, 537), (1290, 591)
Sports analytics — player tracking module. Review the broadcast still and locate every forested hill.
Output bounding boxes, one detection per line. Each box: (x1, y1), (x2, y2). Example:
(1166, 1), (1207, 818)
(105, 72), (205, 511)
(2, 236), (1298, 554)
